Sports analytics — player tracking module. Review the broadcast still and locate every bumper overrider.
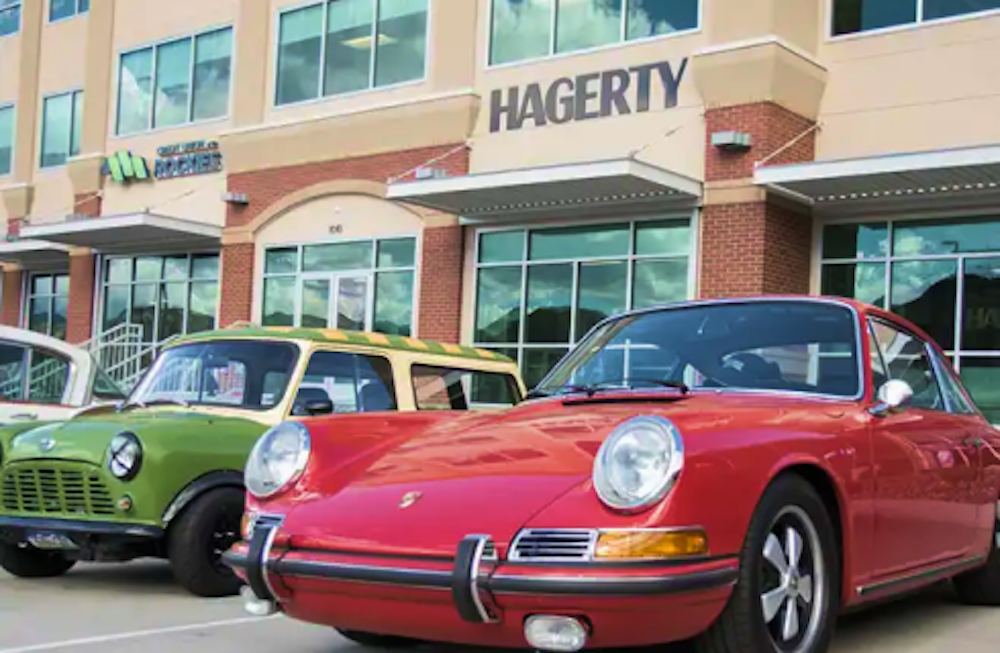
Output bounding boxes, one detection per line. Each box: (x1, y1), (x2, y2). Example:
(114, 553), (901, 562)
(222, 516), (740, 651)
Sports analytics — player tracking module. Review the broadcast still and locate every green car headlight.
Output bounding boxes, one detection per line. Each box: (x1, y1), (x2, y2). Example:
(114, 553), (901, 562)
(108, 431), (143, 481)
(246, 421), (311, 499)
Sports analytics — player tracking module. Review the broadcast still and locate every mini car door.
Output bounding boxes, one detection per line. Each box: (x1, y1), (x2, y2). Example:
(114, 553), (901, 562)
(867, 317), (979, 574)
(0, 342), (74, 423)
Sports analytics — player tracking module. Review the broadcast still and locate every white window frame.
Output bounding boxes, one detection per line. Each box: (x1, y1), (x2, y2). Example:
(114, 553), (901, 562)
(826, 0), (1000, 41)
(38, 89), (82, 170)
(0, 103), (14, 178)
(470, 212), (699, 384)
(114, 24), (235, 137)
(273, 0), (431, 108)
(0, 0), (21, 38)
(485, 0), (703, 70)
(259, 235), (421, 335)
(48, 0), (88, 24)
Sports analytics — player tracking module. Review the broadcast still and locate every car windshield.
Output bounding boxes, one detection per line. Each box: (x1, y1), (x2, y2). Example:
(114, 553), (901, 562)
(129, 340), (299, 411)
(534, 300), (861, 399)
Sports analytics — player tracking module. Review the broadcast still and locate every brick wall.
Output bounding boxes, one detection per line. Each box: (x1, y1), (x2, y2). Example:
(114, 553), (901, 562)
(67, 253), (96, 343)
(219, 243), (255, 327)
(1, 270), (22, 327)
(66, 194), (102, 343)
(700, 101), (816, 298)
(221, 144), (470, 338)
(700, 201), (812, 297)
(418, 224), (463, 342)
(226, 144), (470, 228)
(705, 102), (816, 182)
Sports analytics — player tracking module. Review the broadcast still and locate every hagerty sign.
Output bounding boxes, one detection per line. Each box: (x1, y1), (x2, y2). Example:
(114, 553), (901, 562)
(489, 58), (688, 133)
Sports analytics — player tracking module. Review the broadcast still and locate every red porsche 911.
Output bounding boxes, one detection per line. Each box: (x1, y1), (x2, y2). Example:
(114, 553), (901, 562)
(223, 296), (1000, 653)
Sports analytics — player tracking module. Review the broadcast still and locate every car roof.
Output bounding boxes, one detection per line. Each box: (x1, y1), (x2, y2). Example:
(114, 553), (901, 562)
(165, 323), (515, 364)
(0, 325), (96, 367)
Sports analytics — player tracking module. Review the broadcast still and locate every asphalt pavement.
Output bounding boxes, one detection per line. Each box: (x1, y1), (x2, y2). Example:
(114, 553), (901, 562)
(1, 560), (998, 652)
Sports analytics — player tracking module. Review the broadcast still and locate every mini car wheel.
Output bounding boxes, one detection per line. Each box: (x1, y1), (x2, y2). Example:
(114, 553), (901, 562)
(952, 499), (1000, 606)
(696, 474), (840, 653)
(167, 486), (245, 598)
(0, 543), (76, 578)
(335, 629), (422, 648)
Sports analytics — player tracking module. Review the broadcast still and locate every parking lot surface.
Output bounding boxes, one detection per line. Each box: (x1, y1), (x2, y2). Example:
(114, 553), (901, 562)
(2, 561), (999, 652)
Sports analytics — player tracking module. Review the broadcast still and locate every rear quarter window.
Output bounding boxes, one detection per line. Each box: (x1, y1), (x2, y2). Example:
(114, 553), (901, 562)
(412, 364), (521, 410)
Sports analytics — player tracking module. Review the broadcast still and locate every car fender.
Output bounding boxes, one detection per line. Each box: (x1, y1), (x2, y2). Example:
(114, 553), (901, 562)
(162, 470), (245, 525)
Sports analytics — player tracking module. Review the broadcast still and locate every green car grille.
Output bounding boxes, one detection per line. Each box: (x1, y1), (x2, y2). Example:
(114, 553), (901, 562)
(1, 463), (116, 517)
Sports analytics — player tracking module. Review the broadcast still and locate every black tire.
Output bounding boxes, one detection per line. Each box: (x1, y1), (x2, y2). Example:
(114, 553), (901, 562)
(696, 474), (841, 653)
(953, 500), (1000, 606)
(335, 629), (422, 648)
(0, 542), (76, 578)
(167, 486), (245, 598)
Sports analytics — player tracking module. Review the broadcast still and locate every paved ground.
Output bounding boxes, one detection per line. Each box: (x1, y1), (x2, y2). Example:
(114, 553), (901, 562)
(1, 561), (998, 652)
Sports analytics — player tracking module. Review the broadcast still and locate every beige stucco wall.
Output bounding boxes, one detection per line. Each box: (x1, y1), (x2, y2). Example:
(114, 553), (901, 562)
(815, 11), (1000, 159)
(251, 193), (425, 321)
(38, 13), (87, 96)
(0, 34), (19, 103)
(28, 170), (74, 224)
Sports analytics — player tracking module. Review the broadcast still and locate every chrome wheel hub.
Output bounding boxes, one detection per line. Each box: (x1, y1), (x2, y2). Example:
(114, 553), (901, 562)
(759, 506), (826, 652)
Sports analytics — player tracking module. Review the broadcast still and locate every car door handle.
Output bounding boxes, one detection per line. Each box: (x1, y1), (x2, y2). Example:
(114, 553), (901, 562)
(11, 412), (37, 420)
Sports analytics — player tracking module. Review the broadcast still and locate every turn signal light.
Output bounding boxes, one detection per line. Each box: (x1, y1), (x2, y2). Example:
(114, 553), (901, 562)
(240, 512), (256, 540)
(594, 529), (708, 559)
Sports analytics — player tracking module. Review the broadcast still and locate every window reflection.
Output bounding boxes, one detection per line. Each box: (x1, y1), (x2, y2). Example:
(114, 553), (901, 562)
(556, 0), (622, 54)
(890, 260), (958, 350)
(26, 273), (69, 339)
(821, 262), (885, 308)
(960, 358), (1000, 423)
(962, 258), (1000, 351)
(526, 264), (573, 343)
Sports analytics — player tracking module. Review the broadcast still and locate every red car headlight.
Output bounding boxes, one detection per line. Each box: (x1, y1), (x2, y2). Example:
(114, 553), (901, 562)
(592, 415), (685, 513)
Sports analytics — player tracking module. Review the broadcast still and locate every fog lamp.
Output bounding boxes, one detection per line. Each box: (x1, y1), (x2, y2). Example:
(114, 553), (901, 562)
(595, 529), (708, 559)
(524, 615), (587, 652)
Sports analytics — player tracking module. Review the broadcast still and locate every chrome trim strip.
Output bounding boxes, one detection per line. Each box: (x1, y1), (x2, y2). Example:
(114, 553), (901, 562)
(468, 535), (497, 623)
(260, 520), (284, 602)
(856, 554), (986, 596)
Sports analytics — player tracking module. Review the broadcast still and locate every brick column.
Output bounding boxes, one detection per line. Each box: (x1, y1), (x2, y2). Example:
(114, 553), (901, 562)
(67, 251), (96, 343)
(219, 242), (254, 327)
(1, 268), (23, 328)
(417, 220), (463, 343)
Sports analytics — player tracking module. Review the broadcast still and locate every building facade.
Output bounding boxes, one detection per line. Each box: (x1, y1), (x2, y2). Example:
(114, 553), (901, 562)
(0, 0), (999, 420)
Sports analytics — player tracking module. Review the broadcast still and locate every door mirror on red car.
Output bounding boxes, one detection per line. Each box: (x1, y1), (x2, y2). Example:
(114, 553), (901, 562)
(870, 379), (914, 417)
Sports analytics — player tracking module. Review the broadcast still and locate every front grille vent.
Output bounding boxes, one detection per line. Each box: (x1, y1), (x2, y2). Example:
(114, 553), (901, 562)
(1, 464), (115, 517)
(508, 529), (597, 561)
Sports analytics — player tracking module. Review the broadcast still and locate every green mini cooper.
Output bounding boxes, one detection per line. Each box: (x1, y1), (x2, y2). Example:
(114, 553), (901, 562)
(0, 325), (524, 596)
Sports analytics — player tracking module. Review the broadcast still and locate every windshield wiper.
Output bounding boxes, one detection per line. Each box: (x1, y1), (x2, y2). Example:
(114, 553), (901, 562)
(554, 378), (691, 397)
(117, 397), (190, 412)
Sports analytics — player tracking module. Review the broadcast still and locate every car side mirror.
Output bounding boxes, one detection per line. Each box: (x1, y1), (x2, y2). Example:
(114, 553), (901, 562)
(869, 379), (913, 417)
(303, 399), (334, 416)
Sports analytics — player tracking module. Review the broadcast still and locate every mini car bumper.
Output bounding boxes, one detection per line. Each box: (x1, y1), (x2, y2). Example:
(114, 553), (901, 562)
(223, 517), (739, 650)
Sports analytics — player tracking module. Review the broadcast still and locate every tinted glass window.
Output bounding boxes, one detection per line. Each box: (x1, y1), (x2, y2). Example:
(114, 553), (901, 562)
(0, 343), (26, 401)
(92, 366), (126, 401)
(536, 301), (861, 398)
(295, 351), (396, 414)
(412, 365), (521, 410)
(27, 349), (70, 404)
(869, 320), (944, 411)
(831, 0), (916, 35)
(930, 349), (976, 414)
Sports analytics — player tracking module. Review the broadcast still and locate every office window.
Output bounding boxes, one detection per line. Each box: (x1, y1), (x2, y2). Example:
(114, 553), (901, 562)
(275, 0), (429, 106)
(40, 90), (82, 168)
(832, 0), (1000, 36)
(50, 0), (88, 22)
(0, 0), (19, 37)
(489, 0), (699, 66)
(0, 105), (12, 176)
(116, 27), (233, 135)
(27, 274), (69, 340)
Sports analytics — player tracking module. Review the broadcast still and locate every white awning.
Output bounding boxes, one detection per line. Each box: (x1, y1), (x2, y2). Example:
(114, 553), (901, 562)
(0, 239), (71, 269)
(755, 144), (1000, 216)
(20, 212), (223, 253)
(386, 158), (702, 222)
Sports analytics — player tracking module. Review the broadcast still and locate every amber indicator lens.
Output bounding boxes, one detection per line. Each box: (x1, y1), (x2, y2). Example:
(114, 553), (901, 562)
(240, 512), (254, 540)
(595, 529), (708, 559)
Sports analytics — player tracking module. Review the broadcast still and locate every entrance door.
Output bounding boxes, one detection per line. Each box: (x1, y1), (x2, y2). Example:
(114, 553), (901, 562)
(300, 274), (374, 331)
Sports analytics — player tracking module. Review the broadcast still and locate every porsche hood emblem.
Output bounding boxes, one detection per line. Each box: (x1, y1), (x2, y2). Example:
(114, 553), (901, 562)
(399, 491), (423, 509)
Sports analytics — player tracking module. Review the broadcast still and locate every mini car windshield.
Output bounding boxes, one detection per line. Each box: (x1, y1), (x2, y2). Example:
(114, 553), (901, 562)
(534, 300), (862, 399)
(127, 340), (299, 411)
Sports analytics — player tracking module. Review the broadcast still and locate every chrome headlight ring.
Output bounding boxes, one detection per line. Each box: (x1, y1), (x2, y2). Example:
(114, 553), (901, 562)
(245, 421), (311, 499)
(593, 415), (685, 513)
(108, 431), (143, 481)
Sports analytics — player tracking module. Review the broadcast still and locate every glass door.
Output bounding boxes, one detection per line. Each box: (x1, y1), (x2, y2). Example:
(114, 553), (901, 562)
(300, 273), (374, 331)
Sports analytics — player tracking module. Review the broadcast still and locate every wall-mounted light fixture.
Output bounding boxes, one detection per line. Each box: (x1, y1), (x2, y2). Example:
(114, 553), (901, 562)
(711, 131), (753, 152)
(222, 192), (249, 205)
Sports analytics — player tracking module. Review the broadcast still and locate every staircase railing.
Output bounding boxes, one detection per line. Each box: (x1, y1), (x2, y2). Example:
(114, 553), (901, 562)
(81, 324), (178, 394)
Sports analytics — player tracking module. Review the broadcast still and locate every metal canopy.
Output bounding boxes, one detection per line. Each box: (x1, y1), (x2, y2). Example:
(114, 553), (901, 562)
(385, 158), (703, 222)
(20, 212), (223, 253)
(755, 143), (1000, 216)
(0, 239), (72, 268)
